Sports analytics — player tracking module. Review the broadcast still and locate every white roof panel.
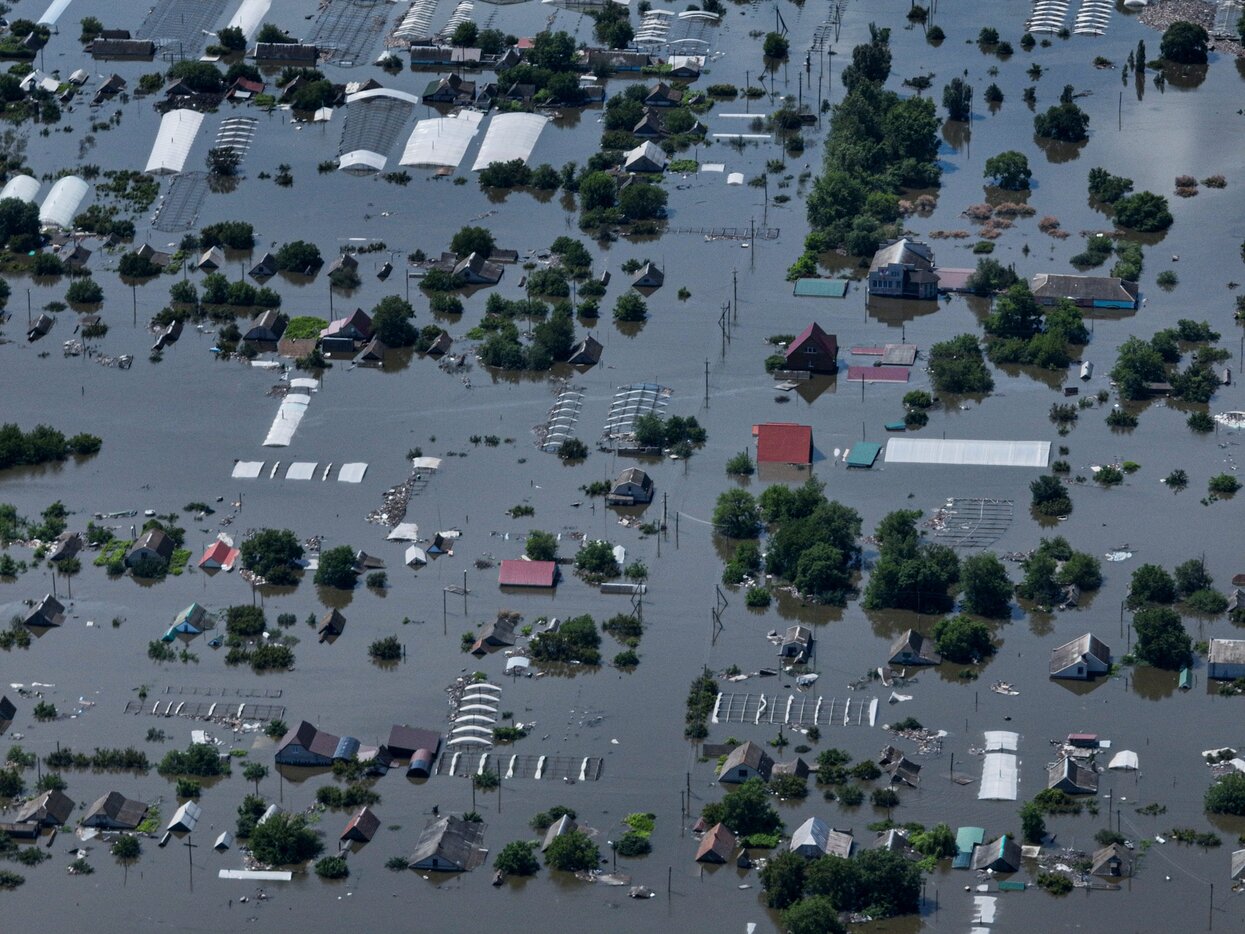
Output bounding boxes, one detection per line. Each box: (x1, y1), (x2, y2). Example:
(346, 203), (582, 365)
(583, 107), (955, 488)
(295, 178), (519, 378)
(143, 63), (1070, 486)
(231, 461), (264, 479)
(39, 176), (89, 229)
(225, 0), (271, 39)
(471, 113), (549, 171)
(289, 378), (319, 391)
(387, 522), (420, 541)
(726, 172), (744, 185)
(983, 730), (1019, 752)
(285, 462), (318, 480)
(338, 462), (368, 483)
(338, 149), (388, 174)
(885, 438), (1050, 468)
(145, 109), (206, 175)
(978, 752), (1019, 800)
(400, 109), (485, 169)
(262, 394), (310, 447)
(412, 456), (442, 470)
(1108, 750), (1139, 770)
(0, 175), (40, 203)
(38, 0), (73, 26)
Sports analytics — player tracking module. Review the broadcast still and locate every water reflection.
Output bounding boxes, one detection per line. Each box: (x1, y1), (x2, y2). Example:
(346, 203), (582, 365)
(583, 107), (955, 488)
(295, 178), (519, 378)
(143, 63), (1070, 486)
(1034, 137), (1086, 165)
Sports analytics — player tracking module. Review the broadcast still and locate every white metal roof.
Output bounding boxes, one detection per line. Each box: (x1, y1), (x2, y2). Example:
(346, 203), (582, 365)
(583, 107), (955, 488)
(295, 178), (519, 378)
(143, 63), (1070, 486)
(387, 523), (420, 541)
(338, 463), (368, 483)
(471, 113), (548, 171)
(726, 172), (744, 185)
(263, 393), (310, 447)
(225, 0), (271, 39)
(338, 149), (388, 174)
(285, 462), (317, 480)
(145, 109), (206, 176)
(405, 545), (427, 566)
(1108, 750), (1139, 770)
(0, 174), (39, 203)
(231, 461), (264, 479)
(400, 109), (485, 169)
(168, 800), (202, 831)
(289, 378), (319, 391)
(38, 0), (73, 25)
(39, 176), (89, 229)
(885, 438), (1051, 468)
(977, 752), (1018, 800)
(983, 730), (1019, 752)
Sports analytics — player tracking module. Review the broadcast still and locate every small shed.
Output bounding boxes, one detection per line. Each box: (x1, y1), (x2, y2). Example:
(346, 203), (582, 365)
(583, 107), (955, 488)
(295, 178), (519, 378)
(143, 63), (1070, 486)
(214, 831), (233, 851)
(341, 806), (380, 844)
(0, 695), (15, 721)
(695, 822), (736, 864)
(357, 337), (388, 365)
(779, 625), (813, 661)
(197, 246), (225, 271)
(716, 741), (774, 784)
(249, 252), (278, 279)
(568, 335), (603, 367)
(167, 801), (202, 833)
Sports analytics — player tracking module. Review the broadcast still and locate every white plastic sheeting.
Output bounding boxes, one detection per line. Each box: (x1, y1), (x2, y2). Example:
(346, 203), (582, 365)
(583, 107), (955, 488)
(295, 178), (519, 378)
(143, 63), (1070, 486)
(405, 545), (427, 567)
(225, 0), (271, 40)
(39, 176), (89, 229)
(400, 109), (485, 169)
(337, 463), (368, 483)
(231, 461), (265, 479)
(285, 462), (317, 480)
(145, 109), (206, 175)
(411, 456), (442, 471)
(978, 752), (1019, 800)
(1108, 750), (1139, 770)
(0, 175), (40, 204)
(471, 113), (548, 171)
(885, 438), (1051, 468)
(38, 0), (73, 25)
(983, 730), (1019, 752)
(386, 523), (420, 541)
(262, 392), (310, 447)
(338, 150), (388, 174)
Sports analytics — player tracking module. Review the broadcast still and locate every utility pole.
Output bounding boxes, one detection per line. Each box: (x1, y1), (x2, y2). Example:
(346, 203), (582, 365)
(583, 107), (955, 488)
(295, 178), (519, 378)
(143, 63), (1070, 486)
(184, 835), (197, 890)
(704, 359), (709, 407)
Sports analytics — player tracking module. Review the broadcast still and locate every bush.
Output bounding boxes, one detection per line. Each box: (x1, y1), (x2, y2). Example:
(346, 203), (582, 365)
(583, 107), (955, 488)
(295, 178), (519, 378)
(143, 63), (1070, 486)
(314, 856), (349, 879)
(726, 451), (754, 476)
(931, 615), (994, 663)
(158, 744), (229, 777)
(544, 830), (599, 871)
(1210, 474), (1241, 496)
(369, 636), (401, 661)
(247, 812), (323, 865)
(745, 587), (771, 608)
(65, 278), (103, 304)
(314, 545), (358, 589)
(495, 840), (540, 875)
(615, 832), (652, 857)
(1206, 773), (1245, 815)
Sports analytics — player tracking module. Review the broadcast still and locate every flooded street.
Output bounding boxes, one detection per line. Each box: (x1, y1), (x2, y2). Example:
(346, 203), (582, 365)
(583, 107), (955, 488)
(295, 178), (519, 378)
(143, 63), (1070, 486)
(2, 0), (1245, 931)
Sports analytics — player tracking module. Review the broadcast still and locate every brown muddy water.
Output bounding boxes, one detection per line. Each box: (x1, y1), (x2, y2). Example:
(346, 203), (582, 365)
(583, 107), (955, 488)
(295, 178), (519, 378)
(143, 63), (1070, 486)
(1, 0), (1244, 931)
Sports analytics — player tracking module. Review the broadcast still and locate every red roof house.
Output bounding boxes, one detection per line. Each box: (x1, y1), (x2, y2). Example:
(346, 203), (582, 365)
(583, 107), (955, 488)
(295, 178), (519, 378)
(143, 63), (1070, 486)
(498, 559), (558, 588)
(783, 322), (838, 374)
(754, 423), (813, 465)
(198, 540), (239, 571)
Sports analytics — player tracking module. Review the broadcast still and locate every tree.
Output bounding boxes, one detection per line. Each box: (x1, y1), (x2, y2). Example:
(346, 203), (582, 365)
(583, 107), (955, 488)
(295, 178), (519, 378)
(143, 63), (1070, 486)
(247, 812), (323, 865)
(1128, 564), (1177, 607)
(111, 835), (141, 860)
(207, 147), (241, 177)
(910, 823), (957, 858)
(371, 302), (417, 347)
(713, 489), (760, 538)
(1160, 21), (1209, 64)
(1030, 475), (1072, 518)
(1133, 606), (1192, 669)
(66, 278), (103, 304)
(216, 26), (246, 51)
(965, 258), (1019, 295)
(1016, 552), (1061, 606)
(1020, 801), (1046, 843)
(783, 896), (846, 934)
(528, 31), (576, 71)
(451, 20), (478, 47)
(257, 23), (295, 43)
(451, 226), (494, 258)
(239, 529), (304, 585)
(275, 240), (322, 273)
(1087, 167), (1133, 203)
(613, 292), (647, 322)
(959, 552), (1012, 618)
(525, 530), (558, 562)
(863, 510), (959, 613)
(314, 545), (358, 589)
(1174, 558), (1213, 597)
(574, 541), (618, 578)
(618, 183), (667, 221)
(578, 171), (616, 211)
(763, 33), (790, 59)
(0, 198), (40, 250)
(1034, 102), (1089, 142)
(928, 334), (994, 393)
(931, 615), (994, 663)
(495, 840), (540, 875)
(1206, 773), (1245, 815)
(315, 856), (349, 879)
(167, 61), (224, 93)
(700, 777), (782, 836)
(984, 150), (1031, 190)
(1111, 336), (1168, 400)
(201, 220), (255, 249)
(793, 543), (852, 601)
(1113, 191), (1173, 232)
(841, 25), (892, 89)
(942, 77), (972, 120)
(759, 850), (806, 909)
(243, 762), (268, 795)
(544, 829), (599, 871)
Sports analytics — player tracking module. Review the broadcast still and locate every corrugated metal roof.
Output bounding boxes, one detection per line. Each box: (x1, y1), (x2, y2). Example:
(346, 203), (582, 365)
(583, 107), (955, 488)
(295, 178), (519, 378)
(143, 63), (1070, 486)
(755, 423), (812, 465)
(498, 559), (557, 587)
(846, 442), (881, 468)
(885, 438), (1050, 468)
(846, 366), (909, 383)
(793, 278), (848, 298)
(978, 752), (1019, 800)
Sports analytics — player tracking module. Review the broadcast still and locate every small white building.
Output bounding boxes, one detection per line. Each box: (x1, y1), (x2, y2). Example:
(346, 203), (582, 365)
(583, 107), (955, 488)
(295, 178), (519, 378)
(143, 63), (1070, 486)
(1208, 639), (1245, 681)
(1049, 633), (1111, 680)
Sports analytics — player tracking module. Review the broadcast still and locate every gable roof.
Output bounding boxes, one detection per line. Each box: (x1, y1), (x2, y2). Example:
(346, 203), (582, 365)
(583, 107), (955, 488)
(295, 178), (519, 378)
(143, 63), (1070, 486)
(26, 593), (65, 628)
(614, 467), (652, 490)
(409, 815), (487, 870)
(971, 834), (1021, 872)
(755, 423), (813, 465)
(695, 822), (736, 863)
(784, 322), (837, 362)
(889, 629), (941, 665)
(386, 725), (442, 759)
(1047, 757), (1099, 793)
(16, 789), (74, 825)
(318, 609), (346, 637)
(199, 540), (238, 569)
(341, 806), (380, 842)
(1029, 273), (1139, 305)
(568, 335), (603, 365)
(278, 720), (341, 759)
(498, 559), (557, 587)
(1091, 842), (1131, 877)
(869, 238), (934, 272)
(130, 527), (173, 559)
(541, 813), (578, 852)
(1049, 633), (1111, 675)
(717, 741), (773, 781)
(82, 791), (148, 829)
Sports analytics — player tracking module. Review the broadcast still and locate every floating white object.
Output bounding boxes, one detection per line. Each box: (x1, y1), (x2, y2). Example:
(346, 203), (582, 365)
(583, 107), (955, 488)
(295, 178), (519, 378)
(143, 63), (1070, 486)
(232, 461), (264, 479)
(337, 463), (368, 483)
(285, 462), (318, 481)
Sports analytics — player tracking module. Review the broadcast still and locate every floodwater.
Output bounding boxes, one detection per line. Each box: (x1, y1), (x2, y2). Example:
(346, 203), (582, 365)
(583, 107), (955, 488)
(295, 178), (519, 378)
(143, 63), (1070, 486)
(2, 0), (1245, 931)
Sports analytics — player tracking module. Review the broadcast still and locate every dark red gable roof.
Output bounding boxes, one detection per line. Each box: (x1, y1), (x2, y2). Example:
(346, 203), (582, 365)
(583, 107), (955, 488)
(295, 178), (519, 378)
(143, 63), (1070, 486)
(784, 322), (837, 363)
(755, 423), (813, 465)
(498, 559), (557, 587)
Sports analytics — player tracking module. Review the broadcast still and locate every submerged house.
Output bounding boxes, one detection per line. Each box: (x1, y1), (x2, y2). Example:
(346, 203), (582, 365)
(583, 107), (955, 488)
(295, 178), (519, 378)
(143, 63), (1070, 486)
(470, 616), (516, 655)
(631, 261), (665, 289)
(867, 239), (938, 300)
(879, 745), (922, 787)
(274, 721), (341, 767)
(17, 790), (74, 826)
(126, 528), (173, 567)
(1092, 842), (1132, 878)
(167, 801), (202, 832)
(385, 725), (443, 763)
(318, 609), (346, 641)
(81, 792), (148, 830)
(755, 423), (813, 466)
(498, 559), (557, 588)
(341, 806), (380, 844)
(1208, 639), (1245, 681)
(1047, 757), (1099, 795)
(779, 625), (813, 662)
(198, 539), (239, 571)
(1049, 634), (1111, 680)
(541, 813), (578, 852)
(320, 308), (373, 351)
(790, 817), (852, 859)
(0, 695), (14, 721)
(888, 630), (941, 667)
(695, 823), (736, 864)
(24, 594), (65, 628)
(244, 310), (286, 342)
(1029, 273), (1139, 311)
(971, 835), (1021, 873)
(716, 741), (774, 784)
(454, 252), (503, 285)
(568, 335), (603, 366)
(607, 467), (654, 506)
(624, 142), (667, 174)
(408, 815), (487, 871)
(782, 322), (838, 375)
